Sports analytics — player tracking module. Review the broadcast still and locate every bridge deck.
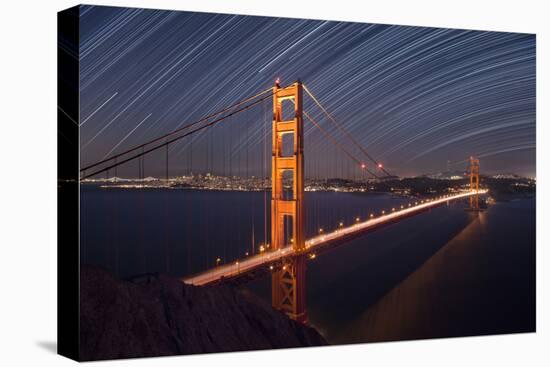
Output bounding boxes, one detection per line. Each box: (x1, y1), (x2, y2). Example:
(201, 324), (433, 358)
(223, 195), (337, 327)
(183, 190), (487, 286)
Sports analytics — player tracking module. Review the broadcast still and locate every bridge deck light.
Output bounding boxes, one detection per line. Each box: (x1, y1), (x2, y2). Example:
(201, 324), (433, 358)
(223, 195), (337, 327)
(319, 228), (324, 233)
(356, 217), (360, 222)
(370, 213), (374, 218)
(269, 265), (274, 270)
(382, 210), (385, 214)
(339, 221), (344, 227)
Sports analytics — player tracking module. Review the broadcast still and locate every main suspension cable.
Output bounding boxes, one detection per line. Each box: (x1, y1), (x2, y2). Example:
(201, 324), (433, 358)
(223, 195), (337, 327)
(81, 92), (274, 180)
(81, 87), (273, 173)
(303, 83), (396, 178)
(303, 110), (380, 179)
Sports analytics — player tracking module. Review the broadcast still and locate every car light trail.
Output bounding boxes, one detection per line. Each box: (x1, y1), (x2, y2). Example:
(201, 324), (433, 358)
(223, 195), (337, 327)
(183, 190), (487, 286)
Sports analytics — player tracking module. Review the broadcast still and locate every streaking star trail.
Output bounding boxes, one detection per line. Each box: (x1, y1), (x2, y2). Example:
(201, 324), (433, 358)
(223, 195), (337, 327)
(78, 5), (535, 178)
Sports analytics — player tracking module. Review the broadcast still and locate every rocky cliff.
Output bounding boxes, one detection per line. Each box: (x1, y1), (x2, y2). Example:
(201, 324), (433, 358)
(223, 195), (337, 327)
(79, 266), (326, 361)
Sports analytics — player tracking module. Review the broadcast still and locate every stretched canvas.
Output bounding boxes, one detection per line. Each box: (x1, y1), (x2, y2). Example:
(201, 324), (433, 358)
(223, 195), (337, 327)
(58, 4), (536, 361)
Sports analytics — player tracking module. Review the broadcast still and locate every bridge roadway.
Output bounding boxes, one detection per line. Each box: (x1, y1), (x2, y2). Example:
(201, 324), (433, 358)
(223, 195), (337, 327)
(183, 190), (487, 286)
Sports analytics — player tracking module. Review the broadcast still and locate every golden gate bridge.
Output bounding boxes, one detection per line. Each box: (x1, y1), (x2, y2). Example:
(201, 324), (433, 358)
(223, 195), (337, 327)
(80, 80), (486, 324)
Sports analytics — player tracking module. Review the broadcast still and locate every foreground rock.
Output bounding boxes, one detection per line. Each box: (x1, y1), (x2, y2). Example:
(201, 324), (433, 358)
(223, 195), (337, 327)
(80, 266), (326, 361)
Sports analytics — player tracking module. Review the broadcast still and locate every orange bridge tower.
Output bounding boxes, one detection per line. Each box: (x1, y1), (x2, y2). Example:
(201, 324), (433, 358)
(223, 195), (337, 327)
(468, 156), (481, 210)
(271, 80), (307, 323)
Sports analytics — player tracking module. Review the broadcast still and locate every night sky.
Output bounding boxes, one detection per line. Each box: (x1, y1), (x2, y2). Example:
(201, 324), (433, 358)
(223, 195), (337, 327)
(79, 5), (536, 178)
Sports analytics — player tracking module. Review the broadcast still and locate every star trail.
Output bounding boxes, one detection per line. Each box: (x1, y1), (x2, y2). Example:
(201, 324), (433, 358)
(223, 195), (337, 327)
(78, 5), (536, 178)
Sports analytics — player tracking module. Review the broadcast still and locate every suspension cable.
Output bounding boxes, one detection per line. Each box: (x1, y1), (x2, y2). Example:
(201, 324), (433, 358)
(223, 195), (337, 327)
(81, 87), (273, 173)
(81, 92), (274, 180)
(303, 83), (396, 178)
(303, 110), (380, 179)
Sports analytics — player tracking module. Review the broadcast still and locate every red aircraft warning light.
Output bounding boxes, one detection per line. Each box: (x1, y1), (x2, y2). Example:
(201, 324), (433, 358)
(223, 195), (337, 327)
(378, 163), (383, 168)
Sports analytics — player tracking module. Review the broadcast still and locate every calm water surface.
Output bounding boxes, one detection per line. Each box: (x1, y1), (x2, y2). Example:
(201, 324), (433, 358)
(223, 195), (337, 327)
(81, 186), (535, 343)
(81, 186), (415, 277)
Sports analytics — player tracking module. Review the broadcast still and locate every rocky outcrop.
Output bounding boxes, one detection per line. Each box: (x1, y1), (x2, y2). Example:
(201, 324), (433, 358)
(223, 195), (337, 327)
(79, 266), (326, 361)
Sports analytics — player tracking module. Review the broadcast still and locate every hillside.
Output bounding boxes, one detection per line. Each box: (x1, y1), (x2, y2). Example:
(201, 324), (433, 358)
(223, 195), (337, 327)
(79, 266), (326, 361)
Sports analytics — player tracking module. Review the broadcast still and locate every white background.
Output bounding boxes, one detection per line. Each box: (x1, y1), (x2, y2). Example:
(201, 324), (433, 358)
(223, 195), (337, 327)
(0, 0), (547, 365)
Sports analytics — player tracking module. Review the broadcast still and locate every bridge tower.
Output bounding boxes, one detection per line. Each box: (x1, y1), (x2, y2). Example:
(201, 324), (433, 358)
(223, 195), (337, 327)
(468, 156), (480, 210)
(271, 80), (307, 323)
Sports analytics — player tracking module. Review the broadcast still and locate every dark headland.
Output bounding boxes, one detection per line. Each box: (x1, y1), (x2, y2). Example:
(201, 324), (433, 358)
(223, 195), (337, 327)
(79, 266), (326, 361)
